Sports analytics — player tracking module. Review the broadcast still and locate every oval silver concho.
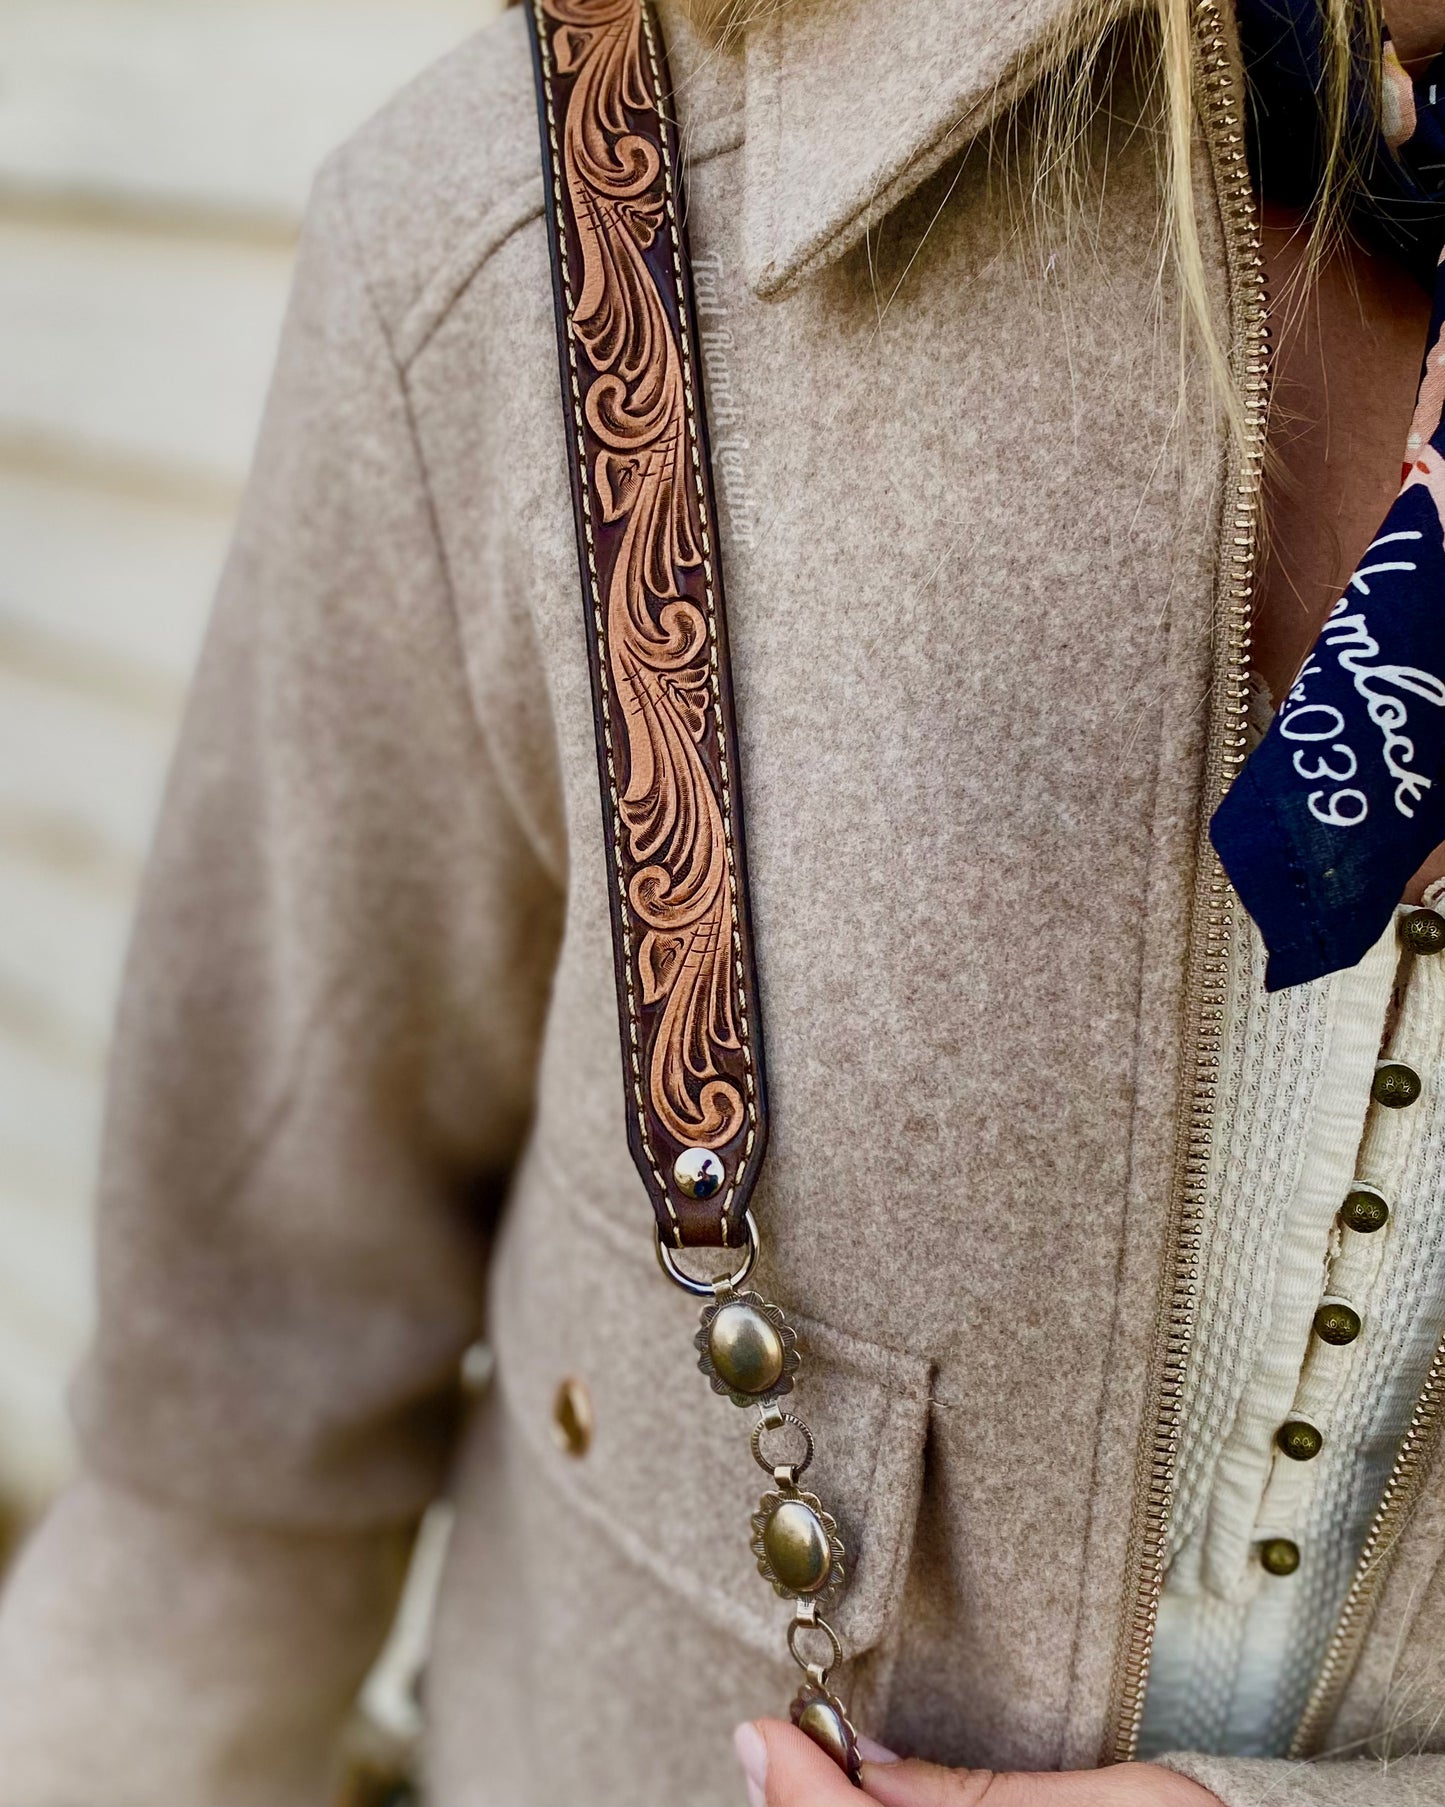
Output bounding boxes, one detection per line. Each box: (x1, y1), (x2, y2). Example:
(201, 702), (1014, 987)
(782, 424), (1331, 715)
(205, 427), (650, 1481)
(791, 1684), (863, 1785)
(751, 1488), (845, 1604)
(695, 1289), (800, 1407)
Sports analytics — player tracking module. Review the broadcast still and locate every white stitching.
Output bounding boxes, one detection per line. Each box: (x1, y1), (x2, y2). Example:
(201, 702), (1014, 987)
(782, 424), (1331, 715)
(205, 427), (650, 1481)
(533, 0), (675, 1235)
(539, 0), (759, 1246)
(641, 4), (759, 1245)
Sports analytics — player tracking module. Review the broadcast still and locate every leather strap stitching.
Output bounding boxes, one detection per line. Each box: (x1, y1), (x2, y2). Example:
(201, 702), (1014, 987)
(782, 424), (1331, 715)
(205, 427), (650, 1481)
(639, 2), (759, 1245)
(531, 0), (676, 1231)
(527, 0), (768, 1247)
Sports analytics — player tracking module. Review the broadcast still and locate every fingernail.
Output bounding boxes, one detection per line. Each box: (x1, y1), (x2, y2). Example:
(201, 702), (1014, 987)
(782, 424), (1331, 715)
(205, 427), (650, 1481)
(733, 1722), (768, 1806)
(857, 1734), (901, 1764)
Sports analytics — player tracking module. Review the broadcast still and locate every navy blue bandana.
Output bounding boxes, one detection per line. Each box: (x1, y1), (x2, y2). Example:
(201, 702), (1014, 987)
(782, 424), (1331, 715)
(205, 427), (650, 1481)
(1210, 0), (1445, 990)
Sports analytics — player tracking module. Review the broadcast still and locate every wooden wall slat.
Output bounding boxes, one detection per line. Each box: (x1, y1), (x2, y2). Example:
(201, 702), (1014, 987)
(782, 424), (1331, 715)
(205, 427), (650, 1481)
(0, 0), (492, 226)
(0, 670), (175, 868)
(0, 1037), (102, 1199)
(0, 1193), (92, 1342)
(0, 470), (227, 689)
(0, 863), (132, 1056)
(0, 0), (501, 1510)
(0, 219), (293, 488)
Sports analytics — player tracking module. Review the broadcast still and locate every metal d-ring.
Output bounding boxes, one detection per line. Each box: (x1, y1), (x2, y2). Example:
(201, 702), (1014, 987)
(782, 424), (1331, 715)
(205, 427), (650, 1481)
(654, 1209), (760, 1298)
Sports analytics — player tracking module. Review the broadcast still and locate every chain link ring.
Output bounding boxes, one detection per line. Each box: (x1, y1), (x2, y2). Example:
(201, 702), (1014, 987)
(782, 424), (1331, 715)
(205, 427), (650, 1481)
(787, 1608), (843, 1687)
(751, 1407), (815, 1481)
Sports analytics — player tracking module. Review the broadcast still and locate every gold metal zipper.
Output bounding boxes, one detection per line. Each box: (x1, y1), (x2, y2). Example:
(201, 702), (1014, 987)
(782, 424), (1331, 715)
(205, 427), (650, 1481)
(1109, 0), (1445, 1757)
(1103, 0), (1269, 1760)
(1289, 1334), (1445, 1756)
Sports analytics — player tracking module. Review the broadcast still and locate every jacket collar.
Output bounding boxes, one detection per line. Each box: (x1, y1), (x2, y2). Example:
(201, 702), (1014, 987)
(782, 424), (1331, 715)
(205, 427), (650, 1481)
(737, 0), (1134, 298)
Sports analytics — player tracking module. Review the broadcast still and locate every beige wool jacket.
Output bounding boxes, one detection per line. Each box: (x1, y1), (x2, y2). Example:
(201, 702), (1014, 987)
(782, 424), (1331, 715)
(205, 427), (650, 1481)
(1, 1), (1443, 1803)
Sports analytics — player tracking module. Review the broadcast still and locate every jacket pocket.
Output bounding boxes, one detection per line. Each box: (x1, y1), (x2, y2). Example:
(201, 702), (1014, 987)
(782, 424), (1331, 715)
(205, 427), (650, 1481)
(485, 1142), (933, 1665)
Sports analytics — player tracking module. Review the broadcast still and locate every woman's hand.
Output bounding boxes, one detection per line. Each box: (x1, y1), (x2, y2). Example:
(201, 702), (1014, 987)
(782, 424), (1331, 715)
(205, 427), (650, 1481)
(734, 1719), (1224, 1807)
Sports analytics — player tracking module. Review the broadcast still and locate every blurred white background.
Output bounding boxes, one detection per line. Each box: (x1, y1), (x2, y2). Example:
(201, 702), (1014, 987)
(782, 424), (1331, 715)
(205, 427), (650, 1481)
(0, 0), (501, 1527)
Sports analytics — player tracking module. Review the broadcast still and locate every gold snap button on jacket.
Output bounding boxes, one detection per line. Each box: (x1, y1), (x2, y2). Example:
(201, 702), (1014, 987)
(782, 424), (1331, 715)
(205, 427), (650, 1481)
(1340, 1188), (1390, 1234)
(1372, 1061), (1422, 1108)
(1259, 1537), (1301, 1576)
(1314, 1301), (1362, 1346)
(552, 1377), (594, 1458)
(1401, 907), (1445, 954)
(1276, 1420), (1323, 1461)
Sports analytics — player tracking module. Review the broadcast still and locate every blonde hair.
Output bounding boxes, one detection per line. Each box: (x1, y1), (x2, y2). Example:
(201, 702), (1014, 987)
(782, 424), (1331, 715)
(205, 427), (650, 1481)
(1156, 0), (1378, 447)
(684, 0), (1380, 445)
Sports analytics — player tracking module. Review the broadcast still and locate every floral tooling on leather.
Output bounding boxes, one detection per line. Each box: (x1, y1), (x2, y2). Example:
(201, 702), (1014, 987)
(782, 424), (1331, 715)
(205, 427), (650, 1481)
(530, 0), (766, 1246)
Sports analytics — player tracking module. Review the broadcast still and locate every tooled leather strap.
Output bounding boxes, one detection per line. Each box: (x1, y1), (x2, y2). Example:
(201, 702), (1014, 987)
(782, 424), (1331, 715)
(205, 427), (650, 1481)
(527, 0), (769, 1248)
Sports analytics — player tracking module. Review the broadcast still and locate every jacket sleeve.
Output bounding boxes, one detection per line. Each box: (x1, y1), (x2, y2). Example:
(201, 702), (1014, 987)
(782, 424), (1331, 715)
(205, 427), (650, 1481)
(0, 149), (564, 1807)
(1160, 1750), (1445, 1804)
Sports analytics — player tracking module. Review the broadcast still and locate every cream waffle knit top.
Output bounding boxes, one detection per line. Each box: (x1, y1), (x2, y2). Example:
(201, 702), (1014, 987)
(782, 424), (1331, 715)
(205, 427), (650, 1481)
(1141, 882), (1445, 1757)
